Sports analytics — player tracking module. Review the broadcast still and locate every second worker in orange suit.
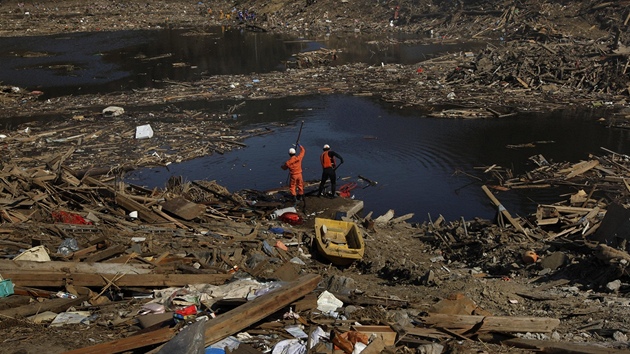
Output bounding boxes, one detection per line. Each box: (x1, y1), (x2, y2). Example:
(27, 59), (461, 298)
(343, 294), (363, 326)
(317, 144), (344, 198)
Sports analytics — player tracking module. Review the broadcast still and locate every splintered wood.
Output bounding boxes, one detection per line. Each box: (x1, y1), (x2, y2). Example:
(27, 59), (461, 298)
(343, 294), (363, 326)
(477, 148), (630, 240)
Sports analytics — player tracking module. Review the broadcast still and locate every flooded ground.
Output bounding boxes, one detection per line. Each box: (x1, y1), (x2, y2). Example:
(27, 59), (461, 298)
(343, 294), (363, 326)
(2, 27), (627, 222)
(125, 94), (628, 222)
(0, 27), (485, 98)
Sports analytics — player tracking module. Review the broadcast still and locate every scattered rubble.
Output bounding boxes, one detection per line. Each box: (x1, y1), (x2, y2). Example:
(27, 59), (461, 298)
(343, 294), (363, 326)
(0, 141), (630, 353)
(1, 0), (629, 119)
(1, 0), (630, 353)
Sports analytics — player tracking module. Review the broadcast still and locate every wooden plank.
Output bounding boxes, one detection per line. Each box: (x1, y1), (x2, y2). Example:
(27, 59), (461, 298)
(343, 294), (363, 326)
(584, 207), (601, 221)
(204, 273), (321, 345)
(115, 193), (168, 224)
(160, 197), (205, 221)
(0, 296), (87, 318)
(152, 206), (189, 229)
(4, 272), (233, 287)
(12, 286), (57, 298)
(546, 226), (578, 240)
(61, 166), (81, 186)
(560, 160), (599, 179)
(539, 205), (593, 214)
(69, 245), (98, 260)
(0, 294), (32, 310)
(400, 326), (450, 340)
(391, 213), (414, 223)
(515, 76), (529, 88)
(481, 185), (526, 234)
(64, 326), (176, 354)
(420, 313), (560, 333)
(84, 244), (127, 263)
(337, 200), (364, 219)
(0, 259), (153, 274)
(537, 218), (559, 226)
(152, 252), (172, 265)
(374, 209), (395, 224)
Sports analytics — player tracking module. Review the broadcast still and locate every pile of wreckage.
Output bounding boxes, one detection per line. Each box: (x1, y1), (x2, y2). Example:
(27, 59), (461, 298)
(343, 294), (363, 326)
(0, 159), (564, 353)
(452, 147), (630, 286)
(0, 103), (276, 171)
(477, 147), (630, 243)
(1, 144), (630, 352)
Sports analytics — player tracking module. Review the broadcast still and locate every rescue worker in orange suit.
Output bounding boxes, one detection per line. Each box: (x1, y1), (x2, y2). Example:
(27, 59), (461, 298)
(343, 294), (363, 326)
(281, 144), (306, 203)
(317, 144), (344, 198)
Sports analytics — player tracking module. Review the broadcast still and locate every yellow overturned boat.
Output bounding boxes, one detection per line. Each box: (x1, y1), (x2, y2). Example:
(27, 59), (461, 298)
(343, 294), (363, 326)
(314, 217), (365, 266)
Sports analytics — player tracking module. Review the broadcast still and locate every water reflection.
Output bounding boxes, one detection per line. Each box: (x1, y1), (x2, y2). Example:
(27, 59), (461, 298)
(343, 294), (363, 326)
(0, 27), (486, 99)
(125, 94), (629, 222)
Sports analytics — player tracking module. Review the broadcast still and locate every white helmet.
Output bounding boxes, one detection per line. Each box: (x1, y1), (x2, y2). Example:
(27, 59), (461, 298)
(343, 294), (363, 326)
(323, 144), (330, 150)
(289, 148), (296, 155)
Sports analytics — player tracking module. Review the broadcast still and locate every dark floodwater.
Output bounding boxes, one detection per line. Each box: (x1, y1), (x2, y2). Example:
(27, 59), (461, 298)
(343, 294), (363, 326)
(0, 27), (486, 99)
(2, 28), (627, 222)
(124, 94), (630, 222)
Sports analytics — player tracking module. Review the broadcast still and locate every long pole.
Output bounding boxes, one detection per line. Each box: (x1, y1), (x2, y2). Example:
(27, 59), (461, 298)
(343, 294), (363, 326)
(296, 121), (306, 211)
(295, 120), (304, 146)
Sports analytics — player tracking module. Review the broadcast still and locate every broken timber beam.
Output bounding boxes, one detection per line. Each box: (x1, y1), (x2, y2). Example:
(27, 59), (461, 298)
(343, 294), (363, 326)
(559, 159), (599, 179)
(84, 244), (127, 263)
(204, 273), (321, 346)
(481, 185), (527, 235)
(420, 313), (560, 333)
(115, 193), (169, 224)
(4, 272), (233, 287)
(192, 181), (246, 207)
(0, 259), (153, 274)
(0, 296), (87, 318)
(539, 205), (594, 214)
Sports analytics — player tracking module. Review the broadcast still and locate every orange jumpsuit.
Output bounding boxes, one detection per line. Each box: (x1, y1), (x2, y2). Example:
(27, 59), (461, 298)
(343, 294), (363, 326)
(281, 145), (306, 197)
